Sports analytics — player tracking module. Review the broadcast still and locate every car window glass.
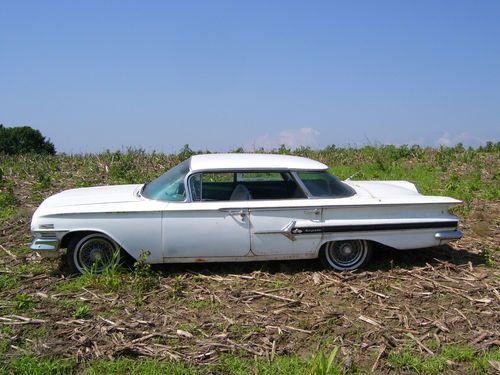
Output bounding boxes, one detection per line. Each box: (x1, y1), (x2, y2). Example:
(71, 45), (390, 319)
(297, 171), (355, 198)
(142, 160), (189, 202)
(190, 171), (306, 201)
(236, 172), (284, 182)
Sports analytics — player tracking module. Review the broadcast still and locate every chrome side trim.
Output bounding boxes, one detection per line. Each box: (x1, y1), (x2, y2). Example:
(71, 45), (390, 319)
(31, 229), (70, 233)
(434, 230), (463, 241)
(254, 221), (460, 242)
(164, 201), (461, 212)
(253, 221), (300, 241)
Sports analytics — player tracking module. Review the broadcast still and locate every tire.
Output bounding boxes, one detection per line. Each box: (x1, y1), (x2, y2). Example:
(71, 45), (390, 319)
(66, 233), (121, 274)
(320, 240), (372, 271)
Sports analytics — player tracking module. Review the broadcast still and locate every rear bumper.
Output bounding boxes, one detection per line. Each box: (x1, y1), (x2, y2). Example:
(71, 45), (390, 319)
(30, 238), (61, 258)
(434, 230), (463, 244)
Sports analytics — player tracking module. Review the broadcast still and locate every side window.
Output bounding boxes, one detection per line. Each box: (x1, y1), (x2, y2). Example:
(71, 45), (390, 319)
(297, 171), (355, 198)
(190, 173), (235, 201)
(190, 171), (307, 201)
(242, 172), (305, 199)
(236, 172), (284, 182)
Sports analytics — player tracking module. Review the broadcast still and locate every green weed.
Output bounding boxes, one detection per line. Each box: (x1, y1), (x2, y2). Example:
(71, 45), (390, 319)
(264, 279), (289, 289)
(185, 299), (221, 312)
(73, 304), (92, 319)
(0, 274), (20, 290)
(131, 250), (159, 305)
(309, 346), (348, 375)
(14, 294), (35, 310)
(480, 244), (497, 267)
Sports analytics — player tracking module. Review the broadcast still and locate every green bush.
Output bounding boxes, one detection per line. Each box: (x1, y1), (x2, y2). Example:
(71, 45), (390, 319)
(0, 125), (55, 155)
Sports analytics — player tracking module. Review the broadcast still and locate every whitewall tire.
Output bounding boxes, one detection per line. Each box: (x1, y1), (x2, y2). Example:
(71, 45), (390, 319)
(320, 240), (372, 271)
(66, 233), (120, 274)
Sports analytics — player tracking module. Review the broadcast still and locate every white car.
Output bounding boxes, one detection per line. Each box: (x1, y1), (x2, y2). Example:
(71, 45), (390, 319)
(30, 153), (463, 273)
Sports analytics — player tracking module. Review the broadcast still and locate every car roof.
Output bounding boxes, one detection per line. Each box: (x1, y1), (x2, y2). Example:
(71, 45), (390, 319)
(189, 153), (328, 172)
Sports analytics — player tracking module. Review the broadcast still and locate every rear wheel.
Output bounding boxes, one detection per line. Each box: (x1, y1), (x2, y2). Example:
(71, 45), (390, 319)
(320, 240), (372, 271)
(66, 233), (120, 274)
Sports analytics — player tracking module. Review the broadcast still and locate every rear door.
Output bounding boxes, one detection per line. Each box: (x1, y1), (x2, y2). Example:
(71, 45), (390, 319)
(235, 171), (323, 257)
(249, 204), (323, 256)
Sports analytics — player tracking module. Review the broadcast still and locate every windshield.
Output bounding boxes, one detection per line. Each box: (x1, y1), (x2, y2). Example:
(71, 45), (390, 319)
(297, 171), (355, 198)
(142, 160), (189, 202)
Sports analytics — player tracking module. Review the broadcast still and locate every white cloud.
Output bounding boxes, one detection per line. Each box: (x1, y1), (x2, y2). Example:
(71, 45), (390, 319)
(437, 132), (484, 147)
(249, 127), (320, 150)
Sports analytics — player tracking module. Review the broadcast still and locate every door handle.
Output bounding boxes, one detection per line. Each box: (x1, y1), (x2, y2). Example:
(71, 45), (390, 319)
(304, 208), (321, 215)
(227, 209), (247, 219)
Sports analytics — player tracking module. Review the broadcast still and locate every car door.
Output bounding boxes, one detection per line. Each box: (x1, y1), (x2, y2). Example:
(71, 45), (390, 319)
(162, 172), (251, 259)
(249, 204), (323, 257)
(236, 171), (323, 257)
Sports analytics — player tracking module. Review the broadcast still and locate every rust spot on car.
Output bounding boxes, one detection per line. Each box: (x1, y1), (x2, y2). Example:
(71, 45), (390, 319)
(195, 258), (206, 262)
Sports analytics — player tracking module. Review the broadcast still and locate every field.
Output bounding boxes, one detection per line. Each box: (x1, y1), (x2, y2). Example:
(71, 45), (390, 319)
(0, 144), (499, 374)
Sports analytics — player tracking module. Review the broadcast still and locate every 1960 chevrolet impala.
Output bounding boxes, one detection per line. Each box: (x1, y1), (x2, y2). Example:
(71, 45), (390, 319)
(30, 154), (463, 273)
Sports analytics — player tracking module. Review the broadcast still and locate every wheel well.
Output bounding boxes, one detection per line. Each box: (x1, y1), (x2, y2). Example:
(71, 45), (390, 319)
(318, 239), (379, 254)
(60, 231), (95, 249)
(60, 231), (136, 261)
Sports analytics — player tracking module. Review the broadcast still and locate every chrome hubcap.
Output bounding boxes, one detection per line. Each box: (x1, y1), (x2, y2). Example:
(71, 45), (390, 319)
(78, 238), (114, 272)
(327, 240), (365, 267)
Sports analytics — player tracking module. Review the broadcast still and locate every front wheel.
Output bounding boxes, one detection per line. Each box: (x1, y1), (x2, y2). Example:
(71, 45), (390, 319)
(320, 240), (372, 271)
(66, 233), (121, 274)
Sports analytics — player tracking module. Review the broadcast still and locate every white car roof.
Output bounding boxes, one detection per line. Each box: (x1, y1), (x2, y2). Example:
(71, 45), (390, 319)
(189, 153), (328, 172)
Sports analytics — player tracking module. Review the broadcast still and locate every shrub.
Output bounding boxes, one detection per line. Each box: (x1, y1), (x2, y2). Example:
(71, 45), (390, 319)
(0, 124), (55, 155)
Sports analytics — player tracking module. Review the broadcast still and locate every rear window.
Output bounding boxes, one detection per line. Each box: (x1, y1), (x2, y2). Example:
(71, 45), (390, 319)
(297, 171), (355, 198)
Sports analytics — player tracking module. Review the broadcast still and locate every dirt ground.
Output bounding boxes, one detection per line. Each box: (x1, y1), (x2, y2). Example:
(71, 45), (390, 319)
(0, 199), (499, 374)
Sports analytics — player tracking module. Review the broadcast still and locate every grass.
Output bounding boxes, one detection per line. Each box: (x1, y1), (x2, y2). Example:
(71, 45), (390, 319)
(0, 274), (20, 290)
(1, 355), (310, 375)
(471, 347), (500, 373)
(388, 347), (448, 374)
(0, 143), (499, 374)
(0, 347), (387, 375)
(1, 143), (498, 221)
(82, 358), (194, 375)
(185, 299), (221, 311)
(387, 345), (500, 375)
(480, 244), (498, 267)
(14, 293), (35, 310)
(0, 356), (76, 375)
(308, 347), (350, 375)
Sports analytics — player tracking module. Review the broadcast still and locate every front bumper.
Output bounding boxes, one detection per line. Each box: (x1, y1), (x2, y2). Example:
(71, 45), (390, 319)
(30, 237), (61, 258)
(435, 229), (463, 244)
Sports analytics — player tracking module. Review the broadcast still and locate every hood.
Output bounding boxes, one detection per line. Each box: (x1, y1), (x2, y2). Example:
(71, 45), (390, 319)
(345, 180), (421, 198)
(41, 184), (143, 208)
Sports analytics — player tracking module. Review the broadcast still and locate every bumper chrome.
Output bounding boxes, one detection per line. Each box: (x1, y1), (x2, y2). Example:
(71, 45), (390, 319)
(435, 230), (463, 242)
(30, 238), (60, 258)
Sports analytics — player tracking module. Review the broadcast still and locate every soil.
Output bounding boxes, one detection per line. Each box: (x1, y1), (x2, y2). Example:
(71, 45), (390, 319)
(1, 200), (499, 373)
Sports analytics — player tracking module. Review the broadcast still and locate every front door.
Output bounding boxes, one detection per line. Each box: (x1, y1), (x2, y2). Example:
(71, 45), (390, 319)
(162, 201), (251, 259)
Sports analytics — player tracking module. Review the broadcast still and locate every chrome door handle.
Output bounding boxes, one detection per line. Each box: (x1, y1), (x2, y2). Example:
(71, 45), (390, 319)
(227, 209), (247, 219)
(304, 208), (321, 215)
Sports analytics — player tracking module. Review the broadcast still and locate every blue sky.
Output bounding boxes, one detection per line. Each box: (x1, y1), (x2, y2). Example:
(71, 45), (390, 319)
(1, 1), (499, 153)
